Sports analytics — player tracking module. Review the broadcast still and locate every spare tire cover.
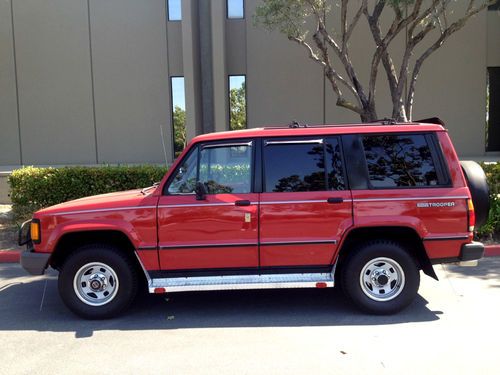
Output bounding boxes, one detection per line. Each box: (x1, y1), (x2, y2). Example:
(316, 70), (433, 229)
(460, 161), (490, 228)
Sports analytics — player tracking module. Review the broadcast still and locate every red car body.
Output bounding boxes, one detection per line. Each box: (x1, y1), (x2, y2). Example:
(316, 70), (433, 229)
(19, 121), (485, 317)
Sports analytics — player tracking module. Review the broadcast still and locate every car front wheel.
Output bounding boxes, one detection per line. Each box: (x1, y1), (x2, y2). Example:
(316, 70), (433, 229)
(58, 244), (138, 319)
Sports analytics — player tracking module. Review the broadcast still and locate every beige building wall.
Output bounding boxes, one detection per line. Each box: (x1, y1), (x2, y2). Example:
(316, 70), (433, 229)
(12, 0), (96, 165)
(487, 11), (500, 67)
(0, 0), (498, 169)
(0, 0), (20, 165)
(89, 0), (172, 164)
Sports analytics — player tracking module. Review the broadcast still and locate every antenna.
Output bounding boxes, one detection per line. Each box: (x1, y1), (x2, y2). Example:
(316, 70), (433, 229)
(159, 123), (169, 167)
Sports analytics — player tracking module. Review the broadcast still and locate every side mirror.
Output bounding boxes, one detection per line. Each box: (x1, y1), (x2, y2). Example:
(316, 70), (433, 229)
(195, 181), (207, 201)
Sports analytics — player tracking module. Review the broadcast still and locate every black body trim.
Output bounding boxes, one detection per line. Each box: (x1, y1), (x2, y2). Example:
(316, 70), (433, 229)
(159, 243), (257, 250)
(423, 236), (469, 241)
(260, 240), (337, 246)
(430, 241), (484, 264)
(159, 240), (336, 250)
(341, 134), (369, 190)
(20, 248), (50, 276)
(18, 219), (32, 246)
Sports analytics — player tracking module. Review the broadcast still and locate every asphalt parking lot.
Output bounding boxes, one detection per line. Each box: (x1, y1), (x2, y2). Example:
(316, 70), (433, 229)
(1, 258), (499, 375)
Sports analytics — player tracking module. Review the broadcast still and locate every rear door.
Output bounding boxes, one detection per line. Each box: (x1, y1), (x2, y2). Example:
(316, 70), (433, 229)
(259, 136), (353, 270)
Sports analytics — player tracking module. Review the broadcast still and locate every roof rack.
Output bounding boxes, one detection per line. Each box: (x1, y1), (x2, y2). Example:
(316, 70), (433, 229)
(262, 117), (444, 130)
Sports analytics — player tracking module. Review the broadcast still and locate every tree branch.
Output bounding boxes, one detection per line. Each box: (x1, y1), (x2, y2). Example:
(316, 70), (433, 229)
(406, 0), (494, 119)
(287, 35), (358, 98)
(305, 0), (370, 111)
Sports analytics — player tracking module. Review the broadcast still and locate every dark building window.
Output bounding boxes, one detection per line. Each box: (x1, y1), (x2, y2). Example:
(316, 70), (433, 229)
(362, 134), (440, 188)
(487, 67), (500, 151)
(167, 0), (182, 21)
(227, 0), (244, 19)
(229, 75), (246, 130)
(170, 77), (186, 157)
(488, 1), (500, 10)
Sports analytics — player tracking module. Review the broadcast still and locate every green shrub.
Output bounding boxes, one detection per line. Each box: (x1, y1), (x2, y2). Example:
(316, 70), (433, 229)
(477, 163), (500, 238)
(9, 165), (168, 220)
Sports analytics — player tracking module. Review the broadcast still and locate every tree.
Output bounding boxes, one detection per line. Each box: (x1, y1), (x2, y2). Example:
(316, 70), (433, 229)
(255, 0), (498, 122)
(173, 105), (187, 156)
(230, 82), (247, 130)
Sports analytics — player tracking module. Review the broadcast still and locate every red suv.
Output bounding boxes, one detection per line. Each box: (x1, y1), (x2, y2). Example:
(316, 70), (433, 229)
(19, 120), (489, 319)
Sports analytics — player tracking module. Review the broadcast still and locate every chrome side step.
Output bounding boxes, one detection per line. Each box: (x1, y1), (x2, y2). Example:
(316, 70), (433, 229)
(148, 273), (334, 293)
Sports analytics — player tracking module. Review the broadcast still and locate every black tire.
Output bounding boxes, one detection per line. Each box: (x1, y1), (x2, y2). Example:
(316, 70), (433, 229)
(341, 241), (420, 315)
(460, 160), (490, 228)
(58, 244), (138, 319)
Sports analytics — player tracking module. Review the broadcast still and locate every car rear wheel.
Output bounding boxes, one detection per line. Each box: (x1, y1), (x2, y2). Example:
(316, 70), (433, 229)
(341, 241), (420, 314)
(58, 244), (138, 319)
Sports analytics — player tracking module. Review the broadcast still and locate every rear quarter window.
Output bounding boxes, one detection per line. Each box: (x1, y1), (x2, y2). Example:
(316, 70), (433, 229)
(362, 134), (444, 188)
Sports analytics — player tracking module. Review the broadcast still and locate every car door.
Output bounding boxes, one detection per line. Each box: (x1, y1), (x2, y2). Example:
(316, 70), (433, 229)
(157, 140), (259, 274)
(259, 136), (353, 270)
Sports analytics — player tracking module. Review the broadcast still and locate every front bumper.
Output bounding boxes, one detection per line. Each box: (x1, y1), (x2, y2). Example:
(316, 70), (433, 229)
(431, 241), (484, 265)
(20, 248), (50, 275)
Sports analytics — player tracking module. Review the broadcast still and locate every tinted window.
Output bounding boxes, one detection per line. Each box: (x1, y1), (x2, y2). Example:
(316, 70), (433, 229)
(264, 141), (327, 192)
(199, 144), (252, 194)
(362, 134), (439, 188)
(326, 138), (345, 190)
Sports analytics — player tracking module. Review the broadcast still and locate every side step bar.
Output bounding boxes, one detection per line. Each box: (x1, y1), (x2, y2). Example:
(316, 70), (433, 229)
(148, 273), (334, 293)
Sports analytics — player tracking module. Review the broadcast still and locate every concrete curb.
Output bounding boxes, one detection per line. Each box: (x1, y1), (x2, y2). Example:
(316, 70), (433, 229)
(484, 245), (500, 257)
(1, 245), (500, 264)
(0, 250), (21, 263)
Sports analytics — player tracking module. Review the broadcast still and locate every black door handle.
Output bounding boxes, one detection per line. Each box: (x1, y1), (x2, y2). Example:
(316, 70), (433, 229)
(235, 200), (251, 206)
(327, 197), (344, 204)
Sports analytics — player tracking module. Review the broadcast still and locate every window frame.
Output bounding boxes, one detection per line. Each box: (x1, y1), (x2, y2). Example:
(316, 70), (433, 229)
(261, 136), (347, 193)
(360, 132), (451, 190)
(163, 138), (256, 196)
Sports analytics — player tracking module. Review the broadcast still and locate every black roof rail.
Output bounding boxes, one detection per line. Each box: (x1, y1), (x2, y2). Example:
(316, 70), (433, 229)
(288, 121), (308, 128)
(414, 117), (445, 126)
(369, 118), (397, 125)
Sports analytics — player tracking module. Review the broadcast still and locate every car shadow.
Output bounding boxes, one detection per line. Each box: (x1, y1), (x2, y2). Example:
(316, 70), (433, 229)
(441, 257), (500, 284)
(0, 266), (440, 338)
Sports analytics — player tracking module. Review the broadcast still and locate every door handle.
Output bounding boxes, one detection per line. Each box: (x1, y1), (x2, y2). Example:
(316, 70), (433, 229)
(327, 197), (344, 204)
(235, 200), (251, 206)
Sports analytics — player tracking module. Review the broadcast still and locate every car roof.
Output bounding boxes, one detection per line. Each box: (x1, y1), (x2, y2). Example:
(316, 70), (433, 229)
(193, 122), (446, 143)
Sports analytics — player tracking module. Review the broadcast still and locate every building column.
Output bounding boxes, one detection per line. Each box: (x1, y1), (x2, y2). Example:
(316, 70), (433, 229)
(211, 0), (229, 132)
(181, 0), (203, 141)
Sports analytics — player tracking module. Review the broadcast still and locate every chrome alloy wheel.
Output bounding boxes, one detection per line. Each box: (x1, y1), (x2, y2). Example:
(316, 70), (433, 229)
(359, 257), (405, 302)
(73, 262), (119, 306)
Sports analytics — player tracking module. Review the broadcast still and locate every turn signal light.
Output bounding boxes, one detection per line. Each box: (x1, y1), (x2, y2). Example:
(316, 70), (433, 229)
(467, 199), (475, 232)
(30, 220), (41, 243)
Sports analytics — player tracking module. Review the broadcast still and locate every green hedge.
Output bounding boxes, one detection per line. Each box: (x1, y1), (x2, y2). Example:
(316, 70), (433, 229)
(8, 165), (167, 220)
(477, 163), (500, 238)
